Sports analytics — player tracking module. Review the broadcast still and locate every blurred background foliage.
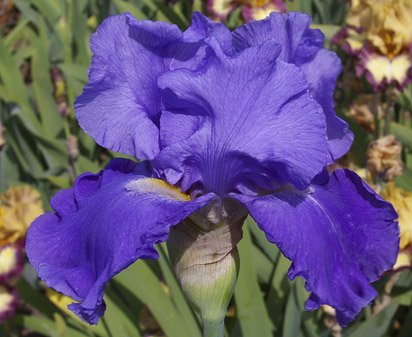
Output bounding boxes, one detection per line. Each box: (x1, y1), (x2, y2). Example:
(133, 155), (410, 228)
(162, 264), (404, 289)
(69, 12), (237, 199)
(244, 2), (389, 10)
(0, 0), (411, 336)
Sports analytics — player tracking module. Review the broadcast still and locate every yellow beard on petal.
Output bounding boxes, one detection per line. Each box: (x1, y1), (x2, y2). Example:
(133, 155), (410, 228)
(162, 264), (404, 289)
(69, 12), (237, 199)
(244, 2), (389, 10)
(125, 178), (191, 201)
(0, 246), (17, 275)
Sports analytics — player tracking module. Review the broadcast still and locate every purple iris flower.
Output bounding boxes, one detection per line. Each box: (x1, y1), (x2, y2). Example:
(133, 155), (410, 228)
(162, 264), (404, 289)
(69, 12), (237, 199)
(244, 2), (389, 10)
(26, 12), (399, 326)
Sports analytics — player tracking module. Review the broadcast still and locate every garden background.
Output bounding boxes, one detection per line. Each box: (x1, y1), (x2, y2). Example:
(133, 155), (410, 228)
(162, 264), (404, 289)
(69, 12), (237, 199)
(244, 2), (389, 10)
(0, 0), (411, 336)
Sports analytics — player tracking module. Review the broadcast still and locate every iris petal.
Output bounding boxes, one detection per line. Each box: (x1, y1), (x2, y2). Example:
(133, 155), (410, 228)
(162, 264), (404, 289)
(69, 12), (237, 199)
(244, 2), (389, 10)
(75, 14), (182, 159)
(233, 169), (399, 326)
(26, 159), (214, 324)
(157, 38), (328, 193)
(233, 12), (353, 163)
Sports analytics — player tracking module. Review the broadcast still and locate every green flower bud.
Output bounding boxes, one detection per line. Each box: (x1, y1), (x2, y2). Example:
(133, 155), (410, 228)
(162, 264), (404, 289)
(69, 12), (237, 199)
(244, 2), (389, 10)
(167, 198), (247, 337)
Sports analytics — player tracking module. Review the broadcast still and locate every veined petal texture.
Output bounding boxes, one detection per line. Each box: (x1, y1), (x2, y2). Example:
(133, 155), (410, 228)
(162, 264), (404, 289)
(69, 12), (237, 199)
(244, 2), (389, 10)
(157, 38), (328, 194)
(234, 169), (399, 326)
(75, 14), (181, 159)
(74, 13), (216, 159)
(233, 12), (354, 162)
(26, 159), (213, 324)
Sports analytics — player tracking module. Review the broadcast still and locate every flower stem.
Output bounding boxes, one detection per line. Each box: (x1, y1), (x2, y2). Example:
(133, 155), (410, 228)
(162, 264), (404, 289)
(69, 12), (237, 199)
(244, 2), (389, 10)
(383, 86), (397, 136)
(203, 319), (224, 337)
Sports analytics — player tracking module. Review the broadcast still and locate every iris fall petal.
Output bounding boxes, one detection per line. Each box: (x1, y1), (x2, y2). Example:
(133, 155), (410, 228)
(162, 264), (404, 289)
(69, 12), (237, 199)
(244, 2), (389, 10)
(26, 158), (214, 324)
(234, 169), (399, 326)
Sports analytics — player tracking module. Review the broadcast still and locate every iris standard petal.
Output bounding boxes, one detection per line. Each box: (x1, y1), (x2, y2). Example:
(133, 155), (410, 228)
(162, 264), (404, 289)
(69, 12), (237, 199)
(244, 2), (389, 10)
(167, 12), (234, 72)
(183, 12), (233, 52)
(157, 38), (328, 194)
(26, 158), (214, 324)
(234, 169), (399, 326)
(75, 14), (182, 159)
(233, 12), (353, 162)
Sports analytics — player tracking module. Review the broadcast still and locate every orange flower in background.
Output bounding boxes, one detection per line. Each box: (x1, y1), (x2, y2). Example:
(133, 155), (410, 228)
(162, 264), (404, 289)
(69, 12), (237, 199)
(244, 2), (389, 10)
(381, 183), (412, 269)
(0, 0), (14, 25)
(0, 185), (44, 246)
(335, 0), (412, 89)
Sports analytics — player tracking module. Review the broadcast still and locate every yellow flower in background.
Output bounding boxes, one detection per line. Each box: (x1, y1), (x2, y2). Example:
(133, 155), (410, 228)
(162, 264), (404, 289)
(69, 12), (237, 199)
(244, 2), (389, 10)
(0, 245), (22, 281)
(0, 185), (44, 245)
(0, 286), (18, 324)
(395, 252), (412, 270)
(381, 183), (412, 269)
(348, 94), (383, 134)
(46, 288), (76, 317)
(241, 0), (286, 21)
(207, 0), (286, 22)
(347, 0), (412, 57)
(359, 53), (411, 89)
(367, 135), (404, 182)
(336, 0), (412, 89)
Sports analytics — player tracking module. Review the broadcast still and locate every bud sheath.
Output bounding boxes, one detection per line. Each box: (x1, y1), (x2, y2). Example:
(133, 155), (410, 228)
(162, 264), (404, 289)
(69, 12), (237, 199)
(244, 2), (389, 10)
(167, 199), (247, 337)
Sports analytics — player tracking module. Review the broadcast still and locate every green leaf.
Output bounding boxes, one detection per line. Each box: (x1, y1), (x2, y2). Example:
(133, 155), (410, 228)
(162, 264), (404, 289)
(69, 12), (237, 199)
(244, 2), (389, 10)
(31, 21), (64, 138)
(391, 122), (412, 149)
(346, 301), (399, 337)
(151, 0), (188, 28)
(282, 279), (307, 337)
(103, 285), (143, 337)
(247, 216), (280, 263)
(253, 245), (274, 284)
(398, 306), (412, 337)
(67, 0), (91, 65)
(59, 64), (88, 83)
(47, 174), (71, 189)
(395, 168), (412, 191)
(6, 121), (45, 177)
(0, 38), (42, 135)
(114, 261), (195, 337)
(0, 147), (21, 192)
(113, 0), (147, 19)
(265, 254), (291, 335)
(397, 84), (412, 114)
(15, 315), (90, 337)
(157, 244), (202, 337)
(4, 17), (30, 49)
(75, 155), (102, 174)
(311, 0), (326, 23)
(192, 0), (204, 13)
(16, 278), (56, 319)
(28, 0), (62, 25)
(232, 228), (273, 337)
(13, 0), (42, 25)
